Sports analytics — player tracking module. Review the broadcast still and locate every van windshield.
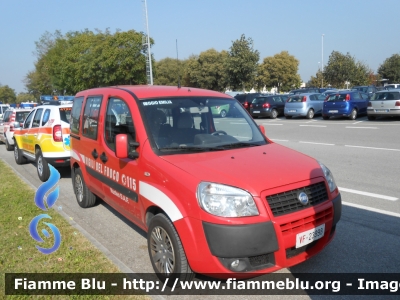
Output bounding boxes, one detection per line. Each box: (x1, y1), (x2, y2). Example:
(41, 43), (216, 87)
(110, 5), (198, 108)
(139, 97), (267, 153)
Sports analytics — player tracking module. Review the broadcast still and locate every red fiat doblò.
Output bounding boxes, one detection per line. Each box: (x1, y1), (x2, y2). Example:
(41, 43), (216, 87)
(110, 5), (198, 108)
(70, 85), (341, 281)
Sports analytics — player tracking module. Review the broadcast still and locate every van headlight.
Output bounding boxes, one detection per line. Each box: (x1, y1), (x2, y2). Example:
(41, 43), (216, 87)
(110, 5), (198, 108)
(318, 161), (337, 192)
(197, 182), (259, 217)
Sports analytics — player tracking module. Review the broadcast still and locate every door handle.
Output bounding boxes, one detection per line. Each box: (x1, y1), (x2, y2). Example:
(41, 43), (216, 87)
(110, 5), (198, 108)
(92, 149), (98, 159)
(100, 152), (108, 163)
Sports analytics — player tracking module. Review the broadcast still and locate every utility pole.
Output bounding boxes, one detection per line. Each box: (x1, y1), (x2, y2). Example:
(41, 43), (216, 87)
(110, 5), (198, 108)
(321, 34), (324, 88)
(143, 0), (153, 85)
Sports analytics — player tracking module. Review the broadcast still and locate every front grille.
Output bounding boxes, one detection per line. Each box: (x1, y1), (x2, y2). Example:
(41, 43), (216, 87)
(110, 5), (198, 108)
(248, 254), (271, 267)
(266, 182), (328, 217)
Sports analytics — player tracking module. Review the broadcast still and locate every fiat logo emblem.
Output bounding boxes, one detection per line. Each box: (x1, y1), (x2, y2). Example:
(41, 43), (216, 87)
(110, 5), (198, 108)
(298, 192), (309, 206)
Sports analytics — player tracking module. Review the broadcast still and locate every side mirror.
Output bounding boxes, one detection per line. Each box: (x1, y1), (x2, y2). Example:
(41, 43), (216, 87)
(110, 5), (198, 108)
(13, 121), (21, 129)
(115, 134), (139, 159)
(259, 125), (266, 136)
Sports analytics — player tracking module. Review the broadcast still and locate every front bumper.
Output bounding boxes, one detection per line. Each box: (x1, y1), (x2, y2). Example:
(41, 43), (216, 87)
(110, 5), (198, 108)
(175, 193), (342, 275)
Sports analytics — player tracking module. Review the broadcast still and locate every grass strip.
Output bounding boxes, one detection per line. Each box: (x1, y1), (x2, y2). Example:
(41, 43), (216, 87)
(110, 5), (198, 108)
(0, 159), (148, 299)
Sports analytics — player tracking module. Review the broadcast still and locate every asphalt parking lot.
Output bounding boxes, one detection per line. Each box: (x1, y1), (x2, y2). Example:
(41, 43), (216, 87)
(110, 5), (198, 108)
(1, 114), (399, 300)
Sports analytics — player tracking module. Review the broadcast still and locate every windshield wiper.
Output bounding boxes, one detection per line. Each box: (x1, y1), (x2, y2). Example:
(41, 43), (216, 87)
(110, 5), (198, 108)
(213, 142), (261, 149)
(158, 146), (225, 152)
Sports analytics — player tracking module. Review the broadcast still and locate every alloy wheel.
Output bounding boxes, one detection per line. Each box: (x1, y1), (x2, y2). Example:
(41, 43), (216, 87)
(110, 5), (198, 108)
(149, 226), (175, 275)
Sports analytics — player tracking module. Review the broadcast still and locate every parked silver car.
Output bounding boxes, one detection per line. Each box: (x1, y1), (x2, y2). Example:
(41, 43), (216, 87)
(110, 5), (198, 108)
(284, 93), (326, 119)
(367, 90), (400, 120)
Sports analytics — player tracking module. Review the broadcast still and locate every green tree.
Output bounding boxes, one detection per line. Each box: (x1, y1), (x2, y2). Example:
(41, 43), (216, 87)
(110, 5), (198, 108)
(153, 57), (184, 86)
(25, 29), (153, 94)
(0, 85), (16, 104)
(184, 49), (228, 91)
(16, 93), (36, 104)
(225, 34), (260, 91)
(258, 51), (301, 92)
(308, 70), (324, 88)
(324, 51), (370, 88)
(378, 53), (400, 83)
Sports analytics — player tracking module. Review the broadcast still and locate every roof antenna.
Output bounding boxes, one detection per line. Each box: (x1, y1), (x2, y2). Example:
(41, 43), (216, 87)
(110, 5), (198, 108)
(176, 39), (181, 88)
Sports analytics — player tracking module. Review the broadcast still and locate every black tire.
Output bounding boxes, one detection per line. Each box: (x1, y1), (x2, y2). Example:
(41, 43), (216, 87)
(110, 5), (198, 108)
(73, 168), (97, 208)
(285, 115), (292, 119)
(36, 149), (50, 182)
(306, 109), (314, 119)
(147, 214), (194, 284)
(14, 141), (27, 165)
(270, 109), (278, 119)
(220, 109), (227, 118)
(322, 116), (330, 120)
(367, 116), (376, 121)
(349, 109), (357, 120)
(5, 138), (13, 151)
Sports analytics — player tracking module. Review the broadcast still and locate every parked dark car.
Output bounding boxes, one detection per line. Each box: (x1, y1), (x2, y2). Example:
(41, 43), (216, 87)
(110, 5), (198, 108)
(351, 85), (377, 94)
(322, 91), (369, 120)
(288, 87), (320, 95)
(234, 93), (264, 112)
(250, 95), (286, 118)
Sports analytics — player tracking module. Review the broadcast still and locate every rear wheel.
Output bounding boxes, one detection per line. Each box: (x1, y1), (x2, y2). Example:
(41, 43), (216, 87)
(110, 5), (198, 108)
(306, 109), (314, 119)
(271, 109), (278, 119)
(148, 214), (195, 284)
(73, 168), (97, 208)
(367, 116), (376, 121)
(349, 109), (357, 120)
(14, 141), (27, 165)
(220, 109), (227, 118)
(322, 116), (330, 120)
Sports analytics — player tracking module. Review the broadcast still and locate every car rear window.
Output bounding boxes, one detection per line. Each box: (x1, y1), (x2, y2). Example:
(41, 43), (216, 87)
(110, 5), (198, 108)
(370, 92), (400, 101)
(287, 96), (302, 102)
(59, 107), (72, 123)
(326, 94), (347, 102)
(252, 97), (268, 104)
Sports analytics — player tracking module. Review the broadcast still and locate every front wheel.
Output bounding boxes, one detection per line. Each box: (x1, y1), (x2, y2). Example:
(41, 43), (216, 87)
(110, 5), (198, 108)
(270, 109), (278, 119)
(148, 214), (194, 284)
(306, 109), (314, 119)
(36, 149), (50, 182)
(349, 109), (357, 120)
(14, 142), (27, 165)
(73, 168), (97, 208)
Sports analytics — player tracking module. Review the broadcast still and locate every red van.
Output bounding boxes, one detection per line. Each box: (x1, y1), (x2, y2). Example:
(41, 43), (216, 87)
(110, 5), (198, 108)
(70, 85), (341, 281)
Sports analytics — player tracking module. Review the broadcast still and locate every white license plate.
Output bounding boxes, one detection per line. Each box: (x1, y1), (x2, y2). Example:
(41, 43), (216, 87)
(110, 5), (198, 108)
(329, 110), (338, 113)
(375, 109), (389, 112)
(296, 224), (325, 248)
(253, 111), (260, 113)
(288, 110), (296, 112)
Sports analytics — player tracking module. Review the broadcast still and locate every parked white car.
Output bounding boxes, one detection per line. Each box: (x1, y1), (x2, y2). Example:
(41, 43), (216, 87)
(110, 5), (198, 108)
(0, 108), (32, 150)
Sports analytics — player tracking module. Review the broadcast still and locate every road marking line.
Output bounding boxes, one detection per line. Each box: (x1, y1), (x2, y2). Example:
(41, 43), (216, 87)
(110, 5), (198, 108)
(339, 187), (398, 201)
(262, 123), (283, 125)
(270, 139), (289, 142)
(299, 125), (327, 127)
(343, 201), (400, 218)
(299, 141), (334, 146)
(346, 126), (377, 129)
(352, 121), (363, 124)
(345, 145), (400, 152)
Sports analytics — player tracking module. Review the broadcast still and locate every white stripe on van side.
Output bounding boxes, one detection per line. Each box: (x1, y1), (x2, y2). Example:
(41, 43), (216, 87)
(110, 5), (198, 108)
(71, 150), (81, 161)
(139, 181), (183, 222)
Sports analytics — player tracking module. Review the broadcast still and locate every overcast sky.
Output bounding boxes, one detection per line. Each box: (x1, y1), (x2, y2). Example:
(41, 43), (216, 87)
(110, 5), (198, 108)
(1, 0), (399, 94)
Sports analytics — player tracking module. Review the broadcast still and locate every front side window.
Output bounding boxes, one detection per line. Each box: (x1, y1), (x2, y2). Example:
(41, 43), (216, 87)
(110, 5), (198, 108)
(32, 108), (43, 128)
(82, 96), (102, 140)
(3, 111), (11, 122)
(23, 110), (35, 129)
(71, 97), (84, 134)
(139, 97), (267, 154)
(104, 97), (135, 151)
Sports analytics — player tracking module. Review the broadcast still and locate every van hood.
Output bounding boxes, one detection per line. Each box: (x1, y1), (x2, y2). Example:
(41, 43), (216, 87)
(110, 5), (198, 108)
(160, 143), (324, 196)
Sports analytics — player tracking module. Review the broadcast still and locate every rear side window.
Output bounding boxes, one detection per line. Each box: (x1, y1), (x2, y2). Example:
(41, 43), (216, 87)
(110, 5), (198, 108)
(41, 109), (51, 126)
(71, 97), (84, 135)
(82, 96), (102, 140)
